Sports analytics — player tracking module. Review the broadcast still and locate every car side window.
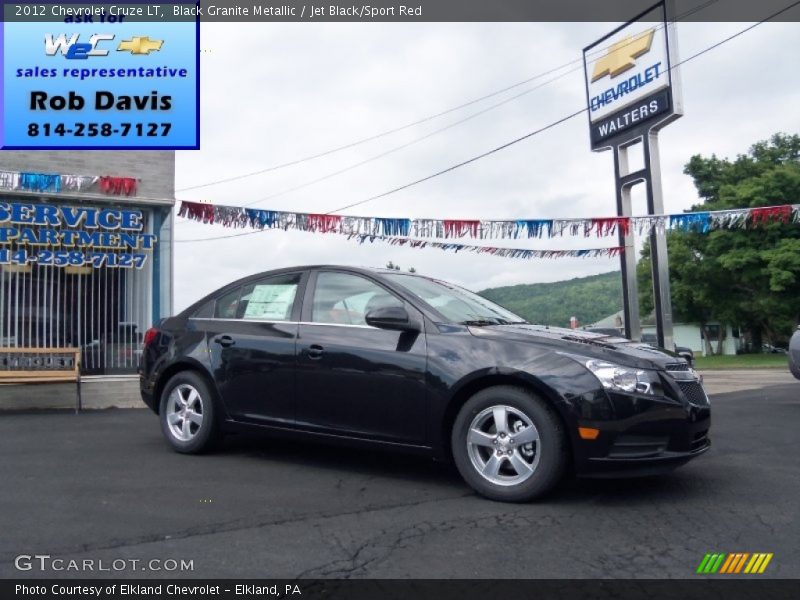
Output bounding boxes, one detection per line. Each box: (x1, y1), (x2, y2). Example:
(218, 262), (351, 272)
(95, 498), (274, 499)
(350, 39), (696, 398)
(193, 300), (215, 318)
(238, 273), (301, 321)
(311, 272), (402, 326)
(215, 288), (242, 319)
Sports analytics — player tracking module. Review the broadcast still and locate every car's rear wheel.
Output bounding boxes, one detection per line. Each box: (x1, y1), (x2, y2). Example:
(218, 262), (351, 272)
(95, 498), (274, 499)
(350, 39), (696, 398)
(451, 386), (567, 502)
(159, 371), (220, 454)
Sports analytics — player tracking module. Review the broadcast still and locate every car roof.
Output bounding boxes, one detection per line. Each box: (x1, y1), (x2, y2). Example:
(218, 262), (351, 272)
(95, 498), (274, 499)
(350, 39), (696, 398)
(180, 265), (431, 317)
(242, 265), (427, 280)
(246, 264), (413, 274)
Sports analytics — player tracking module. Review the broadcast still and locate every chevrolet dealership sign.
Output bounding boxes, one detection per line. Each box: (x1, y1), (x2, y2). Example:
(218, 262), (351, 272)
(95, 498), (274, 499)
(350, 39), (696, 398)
(583, 1), (682, 150)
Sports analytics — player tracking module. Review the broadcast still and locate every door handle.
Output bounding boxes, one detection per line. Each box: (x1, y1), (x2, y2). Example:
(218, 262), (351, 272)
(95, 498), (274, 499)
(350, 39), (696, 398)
(214, 335), (235, 348)
(307, 344), (324, 359)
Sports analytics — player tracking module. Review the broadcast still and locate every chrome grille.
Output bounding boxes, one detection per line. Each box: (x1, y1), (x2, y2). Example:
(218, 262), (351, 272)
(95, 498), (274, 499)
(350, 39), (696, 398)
(666, 362), (690, 372)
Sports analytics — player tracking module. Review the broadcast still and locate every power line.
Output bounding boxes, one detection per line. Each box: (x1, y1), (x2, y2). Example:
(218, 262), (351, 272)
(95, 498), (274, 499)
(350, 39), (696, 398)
(329, 108), (586, 214)
(328, 0), (800, 215)
(176, 1), (795, 244)
(176, 0), (720, 194)
(238, 64), (586, 208)
(175, 107), (585, 242)
(176, 60), (582, 193)
(225, 0), (720, 208)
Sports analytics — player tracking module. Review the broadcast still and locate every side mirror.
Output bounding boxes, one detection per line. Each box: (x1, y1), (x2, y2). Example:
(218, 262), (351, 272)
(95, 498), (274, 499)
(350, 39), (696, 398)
(365, 306), (418, 332)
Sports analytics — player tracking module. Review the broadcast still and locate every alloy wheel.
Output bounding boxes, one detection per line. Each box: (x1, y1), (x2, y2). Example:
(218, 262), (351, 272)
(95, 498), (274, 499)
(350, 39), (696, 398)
(165, 383), (204, 442)
(466, 404), (540, 486)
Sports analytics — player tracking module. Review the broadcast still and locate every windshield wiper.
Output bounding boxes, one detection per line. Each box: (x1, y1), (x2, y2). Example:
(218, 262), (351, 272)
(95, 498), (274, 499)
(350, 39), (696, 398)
(461, 318), (528, 326)
(461, 319), (501, 326)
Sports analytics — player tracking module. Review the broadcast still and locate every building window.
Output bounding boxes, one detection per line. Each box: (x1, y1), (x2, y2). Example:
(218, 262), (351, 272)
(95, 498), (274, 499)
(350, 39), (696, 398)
(0, 201), (157, 375)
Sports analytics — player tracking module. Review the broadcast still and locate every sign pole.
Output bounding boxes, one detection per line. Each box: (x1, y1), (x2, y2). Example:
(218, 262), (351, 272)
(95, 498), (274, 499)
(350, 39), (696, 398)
(583, 0), (681, 348)
(613, 142), (641, 341)
(643, 132), (674, 349)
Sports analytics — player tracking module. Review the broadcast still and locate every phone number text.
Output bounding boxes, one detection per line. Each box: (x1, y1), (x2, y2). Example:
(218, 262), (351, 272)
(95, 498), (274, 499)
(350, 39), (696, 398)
(27, 122), (172, 137)
(0, 248), (148, 269)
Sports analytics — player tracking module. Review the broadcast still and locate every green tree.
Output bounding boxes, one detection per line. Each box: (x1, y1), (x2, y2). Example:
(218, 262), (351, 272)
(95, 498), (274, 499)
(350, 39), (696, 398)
(638, 133), (800, 351)
(480, 271), (623, 327)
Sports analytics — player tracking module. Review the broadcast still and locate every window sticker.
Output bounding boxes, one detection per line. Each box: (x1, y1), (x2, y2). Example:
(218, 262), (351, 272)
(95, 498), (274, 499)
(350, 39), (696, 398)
(243, 284), (297, 320)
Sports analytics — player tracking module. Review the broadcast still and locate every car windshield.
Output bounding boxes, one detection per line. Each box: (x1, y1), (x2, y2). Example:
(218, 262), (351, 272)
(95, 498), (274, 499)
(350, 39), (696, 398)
(383, 273), (527, 325)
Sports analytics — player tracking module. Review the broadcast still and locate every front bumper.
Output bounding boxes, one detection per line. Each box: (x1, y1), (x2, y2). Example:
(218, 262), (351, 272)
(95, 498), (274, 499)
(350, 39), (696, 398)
(572, 383), (711, 478)
(582, 438), (710, 478)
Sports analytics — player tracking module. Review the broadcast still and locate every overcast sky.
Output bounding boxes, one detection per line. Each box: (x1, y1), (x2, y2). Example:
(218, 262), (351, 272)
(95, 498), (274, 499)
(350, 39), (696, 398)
(171, 18), (800, 312)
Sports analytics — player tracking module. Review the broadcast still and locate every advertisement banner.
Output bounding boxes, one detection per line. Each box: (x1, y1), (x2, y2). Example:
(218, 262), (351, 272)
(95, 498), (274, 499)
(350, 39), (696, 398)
(1, 3), (199, 149)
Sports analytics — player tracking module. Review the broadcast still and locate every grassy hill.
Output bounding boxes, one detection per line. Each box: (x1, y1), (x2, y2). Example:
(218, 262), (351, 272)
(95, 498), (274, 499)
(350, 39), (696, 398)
(479, 271), (622, 327)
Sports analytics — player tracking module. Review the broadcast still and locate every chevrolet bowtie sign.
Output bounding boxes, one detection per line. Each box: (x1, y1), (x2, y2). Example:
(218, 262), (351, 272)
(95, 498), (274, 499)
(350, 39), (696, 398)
(117, 37), (164, 55)
(582, 1), (682, 150)
(591, 30), (655, 83)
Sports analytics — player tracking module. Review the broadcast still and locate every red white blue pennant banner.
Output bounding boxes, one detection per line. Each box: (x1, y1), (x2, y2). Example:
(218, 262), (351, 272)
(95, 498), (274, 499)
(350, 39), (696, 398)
(178, 201), (800, 240)
(0, 170), (139, 196)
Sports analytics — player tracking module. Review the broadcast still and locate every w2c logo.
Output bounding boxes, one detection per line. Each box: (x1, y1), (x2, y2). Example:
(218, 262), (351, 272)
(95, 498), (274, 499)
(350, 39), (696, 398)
(44, 34), (115, 59)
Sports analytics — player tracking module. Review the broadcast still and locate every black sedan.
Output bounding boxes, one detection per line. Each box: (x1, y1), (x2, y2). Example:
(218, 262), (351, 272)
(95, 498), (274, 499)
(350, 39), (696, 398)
(139, 266), (710, 502)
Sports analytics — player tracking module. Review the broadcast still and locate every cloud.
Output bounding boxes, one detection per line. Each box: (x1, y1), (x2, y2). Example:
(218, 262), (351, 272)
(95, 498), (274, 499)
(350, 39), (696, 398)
(173, 20), (800, 310)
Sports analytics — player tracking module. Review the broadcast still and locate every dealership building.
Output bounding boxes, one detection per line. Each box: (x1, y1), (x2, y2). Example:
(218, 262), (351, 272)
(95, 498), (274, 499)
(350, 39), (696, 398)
(0, 151), (174, 407)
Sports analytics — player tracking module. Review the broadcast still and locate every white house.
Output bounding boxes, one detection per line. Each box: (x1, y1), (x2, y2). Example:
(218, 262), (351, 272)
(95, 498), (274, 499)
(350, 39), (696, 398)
(589, 311), (742, 356)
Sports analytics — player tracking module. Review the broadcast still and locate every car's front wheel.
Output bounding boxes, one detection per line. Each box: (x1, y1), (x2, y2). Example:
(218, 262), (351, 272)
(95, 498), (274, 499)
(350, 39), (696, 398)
(159, 371), (220, 454)
(451, 386), (567, 502)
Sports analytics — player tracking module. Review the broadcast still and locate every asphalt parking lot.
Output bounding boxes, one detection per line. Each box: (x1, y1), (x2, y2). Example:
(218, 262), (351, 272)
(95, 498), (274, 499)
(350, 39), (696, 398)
(1, 380), (798, 579)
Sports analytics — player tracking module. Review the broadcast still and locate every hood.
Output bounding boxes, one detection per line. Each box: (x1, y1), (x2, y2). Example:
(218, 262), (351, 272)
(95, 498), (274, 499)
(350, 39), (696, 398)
(468, 323), (684, 370)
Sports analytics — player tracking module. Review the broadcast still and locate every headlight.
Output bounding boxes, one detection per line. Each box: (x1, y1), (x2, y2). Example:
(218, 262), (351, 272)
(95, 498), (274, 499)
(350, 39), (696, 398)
(583, 359), (655, 394)
(559, 353), (660, 395)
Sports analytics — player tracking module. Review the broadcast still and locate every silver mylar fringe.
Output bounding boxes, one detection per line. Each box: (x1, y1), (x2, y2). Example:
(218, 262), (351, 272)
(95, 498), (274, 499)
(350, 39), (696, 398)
(214, 205), (246, 228)
(412, 219), (445, 238)
(633, 216), (667, 236)
(485, 221), (519, 240)
(339, 216), (372, 236)
(61, 175), (99, 191)
(344, 233), (622, 260)
(0, 171), (19, 190)
(710, 210), (748, 230)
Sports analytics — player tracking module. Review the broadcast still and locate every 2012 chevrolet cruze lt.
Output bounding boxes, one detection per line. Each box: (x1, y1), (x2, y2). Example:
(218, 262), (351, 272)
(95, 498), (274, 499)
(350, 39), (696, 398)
(139, 266), (710, 502)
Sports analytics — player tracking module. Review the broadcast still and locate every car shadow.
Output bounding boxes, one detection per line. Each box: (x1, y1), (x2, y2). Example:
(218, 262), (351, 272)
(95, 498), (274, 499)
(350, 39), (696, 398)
(218, 430), (465, 488)
(215, 430), (713, 505)
(554, 470), (710, 505)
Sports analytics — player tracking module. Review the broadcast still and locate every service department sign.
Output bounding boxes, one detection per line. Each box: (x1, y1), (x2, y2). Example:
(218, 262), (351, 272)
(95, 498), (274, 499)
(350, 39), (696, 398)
(0, 201), (156, 269)
(583, 1), (682, 151)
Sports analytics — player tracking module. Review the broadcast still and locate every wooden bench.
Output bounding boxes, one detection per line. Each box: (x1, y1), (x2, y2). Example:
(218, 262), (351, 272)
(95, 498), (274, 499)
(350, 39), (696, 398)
(0, 347), (82, 413)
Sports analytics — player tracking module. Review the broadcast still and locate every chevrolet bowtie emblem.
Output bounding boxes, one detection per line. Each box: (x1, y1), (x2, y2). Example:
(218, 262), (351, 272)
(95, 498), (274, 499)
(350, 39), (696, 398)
(591, 29), (655, 82)
(117, 36), (164, 55)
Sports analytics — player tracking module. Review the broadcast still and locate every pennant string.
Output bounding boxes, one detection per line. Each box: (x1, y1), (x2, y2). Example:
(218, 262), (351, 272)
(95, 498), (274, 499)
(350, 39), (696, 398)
(175, 201), (800, 259)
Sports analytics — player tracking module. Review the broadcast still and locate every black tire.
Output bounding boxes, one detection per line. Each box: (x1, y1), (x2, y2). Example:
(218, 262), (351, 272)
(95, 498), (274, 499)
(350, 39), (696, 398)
(159, 370), (221, 454)
(451, 385), (567, 502)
